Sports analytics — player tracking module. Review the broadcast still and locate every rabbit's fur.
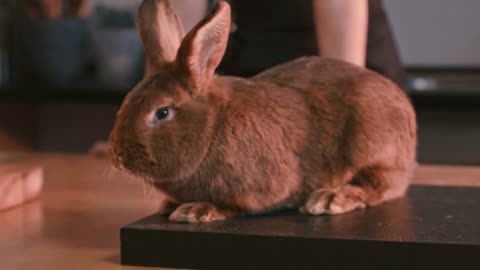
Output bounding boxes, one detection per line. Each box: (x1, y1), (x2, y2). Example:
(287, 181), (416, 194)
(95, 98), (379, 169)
(109, 0), (417, 223)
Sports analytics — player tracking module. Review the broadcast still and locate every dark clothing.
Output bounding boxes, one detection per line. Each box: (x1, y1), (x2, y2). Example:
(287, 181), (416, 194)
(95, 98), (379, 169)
(365, 0), (406, 87)
(217, 0), (407, 88)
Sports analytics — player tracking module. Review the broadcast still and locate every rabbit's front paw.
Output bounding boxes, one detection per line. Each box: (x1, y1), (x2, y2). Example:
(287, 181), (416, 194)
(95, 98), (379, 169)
(299, 186), (367, 215)
(168, 202), (229, 223)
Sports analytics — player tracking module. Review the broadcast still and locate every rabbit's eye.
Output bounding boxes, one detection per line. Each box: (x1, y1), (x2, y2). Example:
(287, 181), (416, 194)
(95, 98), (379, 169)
(149, 107), (175, 126)
(155, 107), (170, 120)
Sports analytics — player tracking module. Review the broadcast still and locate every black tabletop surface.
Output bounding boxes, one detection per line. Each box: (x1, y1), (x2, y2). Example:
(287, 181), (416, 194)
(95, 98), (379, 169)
(121, 185), (480, 269)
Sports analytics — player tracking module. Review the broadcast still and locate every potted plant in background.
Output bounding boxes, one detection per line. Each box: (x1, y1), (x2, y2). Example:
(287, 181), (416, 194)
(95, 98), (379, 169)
(12, 0), (92, 86)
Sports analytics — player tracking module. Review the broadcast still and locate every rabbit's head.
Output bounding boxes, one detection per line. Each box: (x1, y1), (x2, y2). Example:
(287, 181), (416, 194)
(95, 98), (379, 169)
(109, 0), (231, 182)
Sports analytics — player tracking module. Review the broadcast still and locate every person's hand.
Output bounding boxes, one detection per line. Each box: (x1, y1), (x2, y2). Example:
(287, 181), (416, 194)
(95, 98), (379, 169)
(88, 141), (110, 159)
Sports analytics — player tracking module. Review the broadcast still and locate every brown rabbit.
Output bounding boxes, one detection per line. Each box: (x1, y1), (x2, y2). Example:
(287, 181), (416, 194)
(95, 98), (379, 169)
(109, 0), (417, 223)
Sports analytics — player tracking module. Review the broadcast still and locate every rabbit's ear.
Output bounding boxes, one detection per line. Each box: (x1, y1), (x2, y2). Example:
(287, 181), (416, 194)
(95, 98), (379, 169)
(175, 1), (231, 94)
(137, 0), (185, 77)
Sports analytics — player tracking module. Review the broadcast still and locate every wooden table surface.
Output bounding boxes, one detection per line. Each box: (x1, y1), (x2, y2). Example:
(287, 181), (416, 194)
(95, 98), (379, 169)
(0, 153), (479, 270)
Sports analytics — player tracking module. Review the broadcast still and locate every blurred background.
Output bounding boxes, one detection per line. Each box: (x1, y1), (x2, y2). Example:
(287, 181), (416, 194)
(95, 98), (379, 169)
(0, 0), (479, 165)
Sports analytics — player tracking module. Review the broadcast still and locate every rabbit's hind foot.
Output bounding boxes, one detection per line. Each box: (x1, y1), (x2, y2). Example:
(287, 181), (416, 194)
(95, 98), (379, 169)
(299, 185), (367, 215)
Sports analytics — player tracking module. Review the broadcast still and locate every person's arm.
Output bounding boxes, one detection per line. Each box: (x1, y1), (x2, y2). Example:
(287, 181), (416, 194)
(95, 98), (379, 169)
(170, 0), (208, 32)
(313, 0), (368, 67)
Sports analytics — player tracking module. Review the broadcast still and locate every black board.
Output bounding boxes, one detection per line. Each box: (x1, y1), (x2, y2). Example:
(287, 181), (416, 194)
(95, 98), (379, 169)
(121, 185), (480, 269)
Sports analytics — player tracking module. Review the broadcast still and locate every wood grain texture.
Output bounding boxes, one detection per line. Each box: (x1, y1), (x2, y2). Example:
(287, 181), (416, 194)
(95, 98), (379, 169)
(0, 152), (478, 269)
(0, 165), (43, 211)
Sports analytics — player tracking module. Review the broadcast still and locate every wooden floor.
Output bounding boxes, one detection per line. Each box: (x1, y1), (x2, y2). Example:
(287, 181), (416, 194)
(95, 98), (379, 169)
(0, 153), (479, 269)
